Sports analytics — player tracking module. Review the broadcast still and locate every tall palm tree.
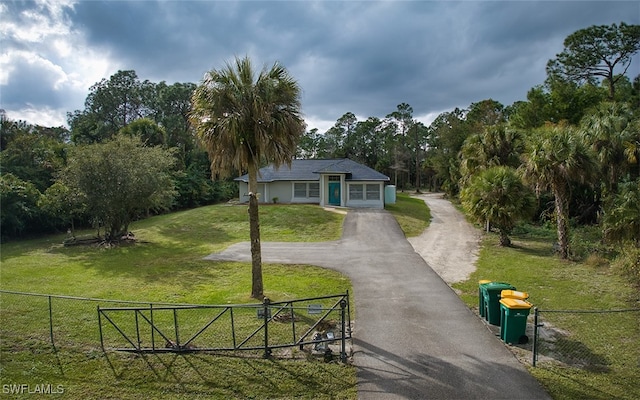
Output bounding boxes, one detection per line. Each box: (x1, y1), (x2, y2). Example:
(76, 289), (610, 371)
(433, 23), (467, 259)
(521, 123), (597, 259)
(190, 56), (305, 299)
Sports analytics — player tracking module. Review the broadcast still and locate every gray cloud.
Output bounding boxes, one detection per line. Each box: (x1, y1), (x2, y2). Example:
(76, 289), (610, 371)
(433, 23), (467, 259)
(2, 0), (638, 129)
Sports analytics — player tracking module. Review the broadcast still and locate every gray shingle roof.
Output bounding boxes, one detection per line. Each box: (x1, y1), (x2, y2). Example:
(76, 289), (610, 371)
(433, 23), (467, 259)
(235, 159), (390, 183)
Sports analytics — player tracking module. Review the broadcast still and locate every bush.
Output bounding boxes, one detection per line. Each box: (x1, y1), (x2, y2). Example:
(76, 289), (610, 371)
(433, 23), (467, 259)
(612, 245), (640, 287)
(569, 224), (616, 261)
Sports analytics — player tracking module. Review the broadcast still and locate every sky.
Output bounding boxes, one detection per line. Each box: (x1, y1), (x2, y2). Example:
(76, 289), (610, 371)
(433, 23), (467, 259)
(1, 1), (638, 133)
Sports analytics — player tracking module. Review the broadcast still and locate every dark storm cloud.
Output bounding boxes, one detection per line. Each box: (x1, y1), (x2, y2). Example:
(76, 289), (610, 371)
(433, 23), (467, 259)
(2, 0), (638, 128)
(1, 55), (66, 109)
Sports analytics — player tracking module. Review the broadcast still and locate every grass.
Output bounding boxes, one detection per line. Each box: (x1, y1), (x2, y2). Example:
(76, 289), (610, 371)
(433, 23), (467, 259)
(7, 192), (636, 399)
(385, 192), (430, 236)
(452, 224), (640, 400)
(0, 203), (356, 399)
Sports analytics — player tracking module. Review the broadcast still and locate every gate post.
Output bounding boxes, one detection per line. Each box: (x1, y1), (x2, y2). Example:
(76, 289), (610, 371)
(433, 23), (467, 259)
(263, 297), (271, 359)
(97, 305), (104, 351)
(340, 298), (347, 363)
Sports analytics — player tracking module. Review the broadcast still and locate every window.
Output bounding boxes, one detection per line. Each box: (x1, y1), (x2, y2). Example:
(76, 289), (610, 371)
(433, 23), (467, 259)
(328, 175), (341, 182)
(294, 183), (307, 198)
(293, 182), (320, 198)
(309, 183), (320, 198)
(349, 184), (364, 200)
(366, 184), (380, 200)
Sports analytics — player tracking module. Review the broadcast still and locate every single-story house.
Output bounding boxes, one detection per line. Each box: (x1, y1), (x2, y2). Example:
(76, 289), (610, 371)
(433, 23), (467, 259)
(235, 158), (391, 209)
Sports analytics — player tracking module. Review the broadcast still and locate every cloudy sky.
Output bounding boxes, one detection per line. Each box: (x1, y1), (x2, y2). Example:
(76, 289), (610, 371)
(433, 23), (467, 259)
(1, 1), (638, 132)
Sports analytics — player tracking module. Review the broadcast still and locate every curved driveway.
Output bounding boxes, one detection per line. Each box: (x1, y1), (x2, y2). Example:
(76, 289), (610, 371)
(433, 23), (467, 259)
(205, 201), (550, 399)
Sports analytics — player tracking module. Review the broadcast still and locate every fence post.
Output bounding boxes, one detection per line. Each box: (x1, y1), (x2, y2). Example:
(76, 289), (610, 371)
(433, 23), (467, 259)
(532, 307), (539, 367)
(340, 298), (347, 363)
(263, 297), (271, 359)
(98, 306), (104, 351)
(150, 304), (155, 351)
(173, 308), (180, 349)
(48, 295), (56, 351)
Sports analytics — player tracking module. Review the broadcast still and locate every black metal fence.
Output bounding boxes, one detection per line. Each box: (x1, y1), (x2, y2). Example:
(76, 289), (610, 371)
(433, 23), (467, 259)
(0, 290), (352, 362)
(98, 294), (351, 360)
(532, 307), (640, 370)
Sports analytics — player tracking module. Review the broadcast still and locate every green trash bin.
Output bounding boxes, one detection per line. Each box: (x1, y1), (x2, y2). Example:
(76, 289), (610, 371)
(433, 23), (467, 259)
(478, 280), (492, 318)
(499, 298), (532, 344)
(483, 282), (515, 325)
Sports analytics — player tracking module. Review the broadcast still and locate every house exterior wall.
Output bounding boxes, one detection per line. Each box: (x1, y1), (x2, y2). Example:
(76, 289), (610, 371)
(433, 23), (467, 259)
(238, 181), (320, 204)
(238, 178), (384, 208)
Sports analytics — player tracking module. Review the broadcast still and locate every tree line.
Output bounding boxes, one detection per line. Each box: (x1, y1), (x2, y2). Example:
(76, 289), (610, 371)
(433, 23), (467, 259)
(1, 22), (638, 274)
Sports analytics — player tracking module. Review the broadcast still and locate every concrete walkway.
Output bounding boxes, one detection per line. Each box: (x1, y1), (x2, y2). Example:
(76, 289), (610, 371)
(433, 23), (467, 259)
(205, 206), (550, 399)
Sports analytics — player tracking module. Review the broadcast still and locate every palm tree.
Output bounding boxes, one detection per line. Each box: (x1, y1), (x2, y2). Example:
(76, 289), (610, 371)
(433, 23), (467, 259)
(190, 56), (305, 299)
(460, 166), (536, 246)
(580, 102), (635, 192)
(602, 178), (640, 247)
(459, 124), (524, 187)
(521, 123), (597, 259)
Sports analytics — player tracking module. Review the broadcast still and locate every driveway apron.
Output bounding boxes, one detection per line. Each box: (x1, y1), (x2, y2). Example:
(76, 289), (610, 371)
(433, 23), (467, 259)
(205, 208), (550, 399)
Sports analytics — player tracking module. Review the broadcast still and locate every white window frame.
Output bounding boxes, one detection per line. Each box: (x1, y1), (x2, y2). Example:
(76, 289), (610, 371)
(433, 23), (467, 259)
(293, 182), (320, 199)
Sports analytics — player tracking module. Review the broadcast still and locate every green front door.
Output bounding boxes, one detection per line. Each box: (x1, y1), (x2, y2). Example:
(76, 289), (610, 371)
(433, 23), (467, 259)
(328, 182), (341, 206)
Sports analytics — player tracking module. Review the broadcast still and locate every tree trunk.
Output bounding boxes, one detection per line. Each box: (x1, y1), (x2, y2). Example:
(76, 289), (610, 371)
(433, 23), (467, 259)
(248, 164), (264, 299)
(553, 185), (570, 259)
(498, 230), (511, 247)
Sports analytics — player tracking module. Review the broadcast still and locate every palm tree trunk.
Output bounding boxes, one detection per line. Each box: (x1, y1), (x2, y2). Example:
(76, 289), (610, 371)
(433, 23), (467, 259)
(499, 230), (511, 247)
(553, 185), (570, 259)
(248, 164), (264, 299)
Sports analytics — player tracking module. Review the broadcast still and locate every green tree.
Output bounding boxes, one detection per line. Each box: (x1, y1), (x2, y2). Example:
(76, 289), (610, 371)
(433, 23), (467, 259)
(60, 135), (176, 241)
(459, 124), (524, 186)
(69, 70), (153, 143)
(602, 178), (640, 247)
(149, 81), (197, 162)
(547, 22), (640, 100)
(580, 101), (636, 192)
(39, 181), (86, 234)
(460, 166), (536, 246)
(190, 56), (305, 299)
(0, 173), (42, 240)
(425, 108), (468, 194)
(508, 86), (552, 129)
(119, 118), (167, 147)
(325, 112), (357, 158)
(521, 123), (597, 258)
(0, 123), (68, 192)
(297, 128), (322, 159)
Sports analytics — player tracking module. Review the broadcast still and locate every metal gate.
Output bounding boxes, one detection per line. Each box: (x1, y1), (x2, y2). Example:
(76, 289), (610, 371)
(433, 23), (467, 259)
(98, 293), (351, 361)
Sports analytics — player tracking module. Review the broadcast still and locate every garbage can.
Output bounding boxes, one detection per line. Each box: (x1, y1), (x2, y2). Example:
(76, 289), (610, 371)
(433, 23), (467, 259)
(483, 282), (516, 325)
(500, 289), (529, 301)
(499, 298), (532, 344)
(478, 280), (492, 318)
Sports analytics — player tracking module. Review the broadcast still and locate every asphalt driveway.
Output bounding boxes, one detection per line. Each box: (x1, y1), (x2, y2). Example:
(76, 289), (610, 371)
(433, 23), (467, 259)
(205, 204), (550, 399)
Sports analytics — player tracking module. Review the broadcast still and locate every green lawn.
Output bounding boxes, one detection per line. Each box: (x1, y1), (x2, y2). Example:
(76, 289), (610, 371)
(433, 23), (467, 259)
(4, 194), (636, 399)
(0, 204), (356, 399)
(452, 224), (640, 400)
(385, 192), (430, 236)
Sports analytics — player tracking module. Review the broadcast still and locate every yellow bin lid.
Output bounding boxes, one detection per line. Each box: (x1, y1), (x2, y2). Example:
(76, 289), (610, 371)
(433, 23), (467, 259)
(500, 289), (529, 300)
(499, 298), (532, 309)
(479, 279), (492, 284)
